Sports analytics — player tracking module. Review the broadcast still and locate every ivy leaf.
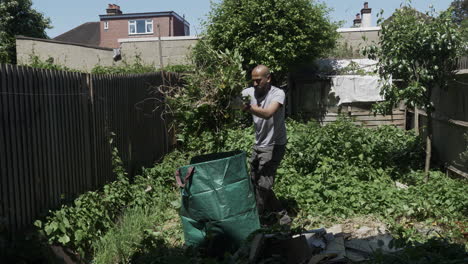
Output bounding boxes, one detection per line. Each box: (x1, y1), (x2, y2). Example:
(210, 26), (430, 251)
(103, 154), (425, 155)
(58, 234), (70, 244)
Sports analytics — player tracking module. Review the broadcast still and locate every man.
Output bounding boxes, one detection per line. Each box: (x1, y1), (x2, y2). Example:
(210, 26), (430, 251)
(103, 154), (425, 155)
(239, 65), (290, 225)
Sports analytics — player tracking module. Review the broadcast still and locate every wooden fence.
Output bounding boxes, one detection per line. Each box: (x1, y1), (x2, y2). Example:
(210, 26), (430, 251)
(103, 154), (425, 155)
(0, 64), (175, 233)
(287, 77), (406, 128)
(458, 56), (468, 70)
(407, 73), (468, 178)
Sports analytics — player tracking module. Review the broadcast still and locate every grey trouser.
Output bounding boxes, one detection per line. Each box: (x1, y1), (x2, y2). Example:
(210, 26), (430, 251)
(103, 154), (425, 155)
(249, 144), (286, 215)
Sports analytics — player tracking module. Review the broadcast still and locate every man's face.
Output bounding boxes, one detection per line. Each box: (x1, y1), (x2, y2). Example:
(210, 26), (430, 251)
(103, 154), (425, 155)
(251, 70), (270, 94)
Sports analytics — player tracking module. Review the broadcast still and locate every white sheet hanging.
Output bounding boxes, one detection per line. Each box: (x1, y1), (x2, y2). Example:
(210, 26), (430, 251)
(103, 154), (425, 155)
(330, 75), (388, 105)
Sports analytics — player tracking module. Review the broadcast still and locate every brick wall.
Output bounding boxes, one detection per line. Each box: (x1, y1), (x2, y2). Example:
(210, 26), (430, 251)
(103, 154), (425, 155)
(172, 17), (186, 36)
(100, 16), (174, 48)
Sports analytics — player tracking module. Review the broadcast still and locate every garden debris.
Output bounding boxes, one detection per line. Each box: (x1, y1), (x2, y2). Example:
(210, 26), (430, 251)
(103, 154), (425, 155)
(237, 224), (401, 264)
(249, 233), (265, 263)
(395, 181), (408, 189)
(346, 233), (403, 262)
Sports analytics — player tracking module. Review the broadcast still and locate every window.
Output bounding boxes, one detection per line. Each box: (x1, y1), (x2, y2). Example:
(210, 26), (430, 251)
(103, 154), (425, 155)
(104, 21), (109, 30)
(128, 19), (153, 35)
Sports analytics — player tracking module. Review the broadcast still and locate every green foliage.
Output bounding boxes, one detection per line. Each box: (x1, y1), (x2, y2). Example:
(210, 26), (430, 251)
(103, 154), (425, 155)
(461, 133), (468, 163)
(0, 0), (51, 63)
(450, 0), (468, 47)
(25, 54), (160, 75)
(26, 55), (76, 72)
(163, 64), (194, 73)
(325, 41), (362, 59)
(162, 44), (249, 142)
(91, 56), (158, 74)
(38, 119), (467, 262)
(92, 195), (182, 264)
(450, 0), (468, 24)
(35, 134), (190, 260)
(364, 6), (464, 113)
(183, 119), (467, 242)
(195, 0), (339, 83)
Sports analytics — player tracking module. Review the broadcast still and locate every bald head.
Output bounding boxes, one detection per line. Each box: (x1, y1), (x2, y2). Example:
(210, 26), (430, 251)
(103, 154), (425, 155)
(252, 65), (271, 78)
(251, 65), (271, 95)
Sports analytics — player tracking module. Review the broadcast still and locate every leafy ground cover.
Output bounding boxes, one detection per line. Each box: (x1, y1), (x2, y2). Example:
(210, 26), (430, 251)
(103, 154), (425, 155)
(33, 119), (467, 263)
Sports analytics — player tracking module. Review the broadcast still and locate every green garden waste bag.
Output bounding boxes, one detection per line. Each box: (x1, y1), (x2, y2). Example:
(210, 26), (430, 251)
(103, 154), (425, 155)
(175, 150), (260, 249)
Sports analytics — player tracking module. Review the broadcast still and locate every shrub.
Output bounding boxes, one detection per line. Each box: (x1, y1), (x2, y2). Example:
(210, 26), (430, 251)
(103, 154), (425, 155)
(195, 0), (339, 83)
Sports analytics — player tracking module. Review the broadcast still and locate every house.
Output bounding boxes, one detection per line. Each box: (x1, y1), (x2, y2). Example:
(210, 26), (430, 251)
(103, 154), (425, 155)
(54, 4), (190, 49)
(99, 4), (190, 48)
(336, 2), (380, 58)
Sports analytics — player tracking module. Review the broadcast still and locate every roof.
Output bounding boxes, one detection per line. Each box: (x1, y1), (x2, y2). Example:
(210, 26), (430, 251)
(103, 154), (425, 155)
(54, 22), (100, 46)
(99, 11), (190, 26)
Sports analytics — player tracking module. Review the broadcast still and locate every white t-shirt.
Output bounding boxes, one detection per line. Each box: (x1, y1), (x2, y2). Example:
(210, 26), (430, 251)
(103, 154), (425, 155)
(241, 86), (287, 147)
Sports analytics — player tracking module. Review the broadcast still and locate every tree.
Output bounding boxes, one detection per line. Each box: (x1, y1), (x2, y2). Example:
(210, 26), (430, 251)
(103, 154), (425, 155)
(364, 6), (464, 181)
(450, 0), (468, 44)
(0, 0), (51, 64)
(450, 0), (468, 24)
(193, 0), (339, 84)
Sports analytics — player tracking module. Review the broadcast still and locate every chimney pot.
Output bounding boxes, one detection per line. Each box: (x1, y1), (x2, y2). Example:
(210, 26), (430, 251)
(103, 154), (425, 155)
(360, 2), (372, 27)
(106, 4), (122, 15)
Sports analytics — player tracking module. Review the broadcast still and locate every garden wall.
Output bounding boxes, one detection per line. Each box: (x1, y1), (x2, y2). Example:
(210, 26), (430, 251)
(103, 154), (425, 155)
(16, 36), (120, 72)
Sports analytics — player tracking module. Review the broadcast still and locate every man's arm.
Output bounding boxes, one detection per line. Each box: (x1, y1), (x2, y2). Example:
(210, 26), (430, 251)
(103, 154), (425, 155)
(244, 101), (282, 119)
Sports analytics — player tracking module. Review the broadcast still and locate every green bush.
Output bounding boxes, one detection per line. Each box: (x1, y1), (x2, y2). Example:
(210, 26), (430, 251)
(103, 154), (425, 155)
(162, 45), (249, 143)
(91, 57), (157, 74)
(183, 118), (466, 241)
(35, 146), (189, 260)
(195, 0), (339, 83)
(37, 119), (467, 262)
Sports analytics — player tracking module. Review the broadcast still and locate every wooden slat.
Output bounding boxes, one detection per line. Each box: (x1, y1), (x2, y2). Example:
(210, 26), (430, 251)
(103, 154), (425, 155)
(36, 69), (48, 215)
(6, 64), (21, 230)
(0, 65), (6, 229)
(44, 69), (55, 206)
(0, 64), (12, 231)
(326, 110), (405, 116)
(88, 74), (97, 190)
(80, 74), (90, 192)
(30, 68), (44, 216)
(17, 66), (33, 225)
(67, 71), (79, 198)
(77, 72), (85, 193)
(1, 68), (173, 233)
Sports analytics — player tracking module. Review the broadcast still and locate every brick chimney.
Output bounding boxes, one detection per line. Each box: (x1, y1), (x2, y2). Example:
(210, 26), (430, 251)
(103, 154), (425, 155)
(360, 2), (372, 27)
(106, 4), (122, 15)
(353, 13), (362, 27)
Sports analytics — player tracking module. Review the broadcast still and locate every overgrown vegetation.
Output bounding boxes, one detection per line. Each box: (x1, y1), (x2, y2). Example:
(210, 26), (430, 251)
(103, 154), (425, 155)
(0, 0), (51, 64)
(24, 54), (191, 75)
(364, 5), (465, 180)
(91, 56), (158, 74)
(27, 55), (76, 72)
(34, 135), (189, 261)
(194, 0), (339, 83)
(34, 119), (467, 263)
(159, 44), (249, 141)
(450, 0), (468, 44)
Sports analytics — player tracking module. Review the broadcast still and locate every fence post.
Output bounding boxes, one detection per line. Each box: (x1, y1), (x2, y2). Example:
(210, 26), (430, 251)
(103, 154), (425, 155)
(414, 108), (419, 136)
(86, 74), (98, 189)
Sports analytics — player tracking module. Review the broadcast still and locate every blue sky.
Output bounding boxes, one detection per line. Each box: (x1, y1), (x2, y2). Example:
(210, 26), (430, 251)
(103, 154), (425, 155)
(32, 0), (454, 38)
